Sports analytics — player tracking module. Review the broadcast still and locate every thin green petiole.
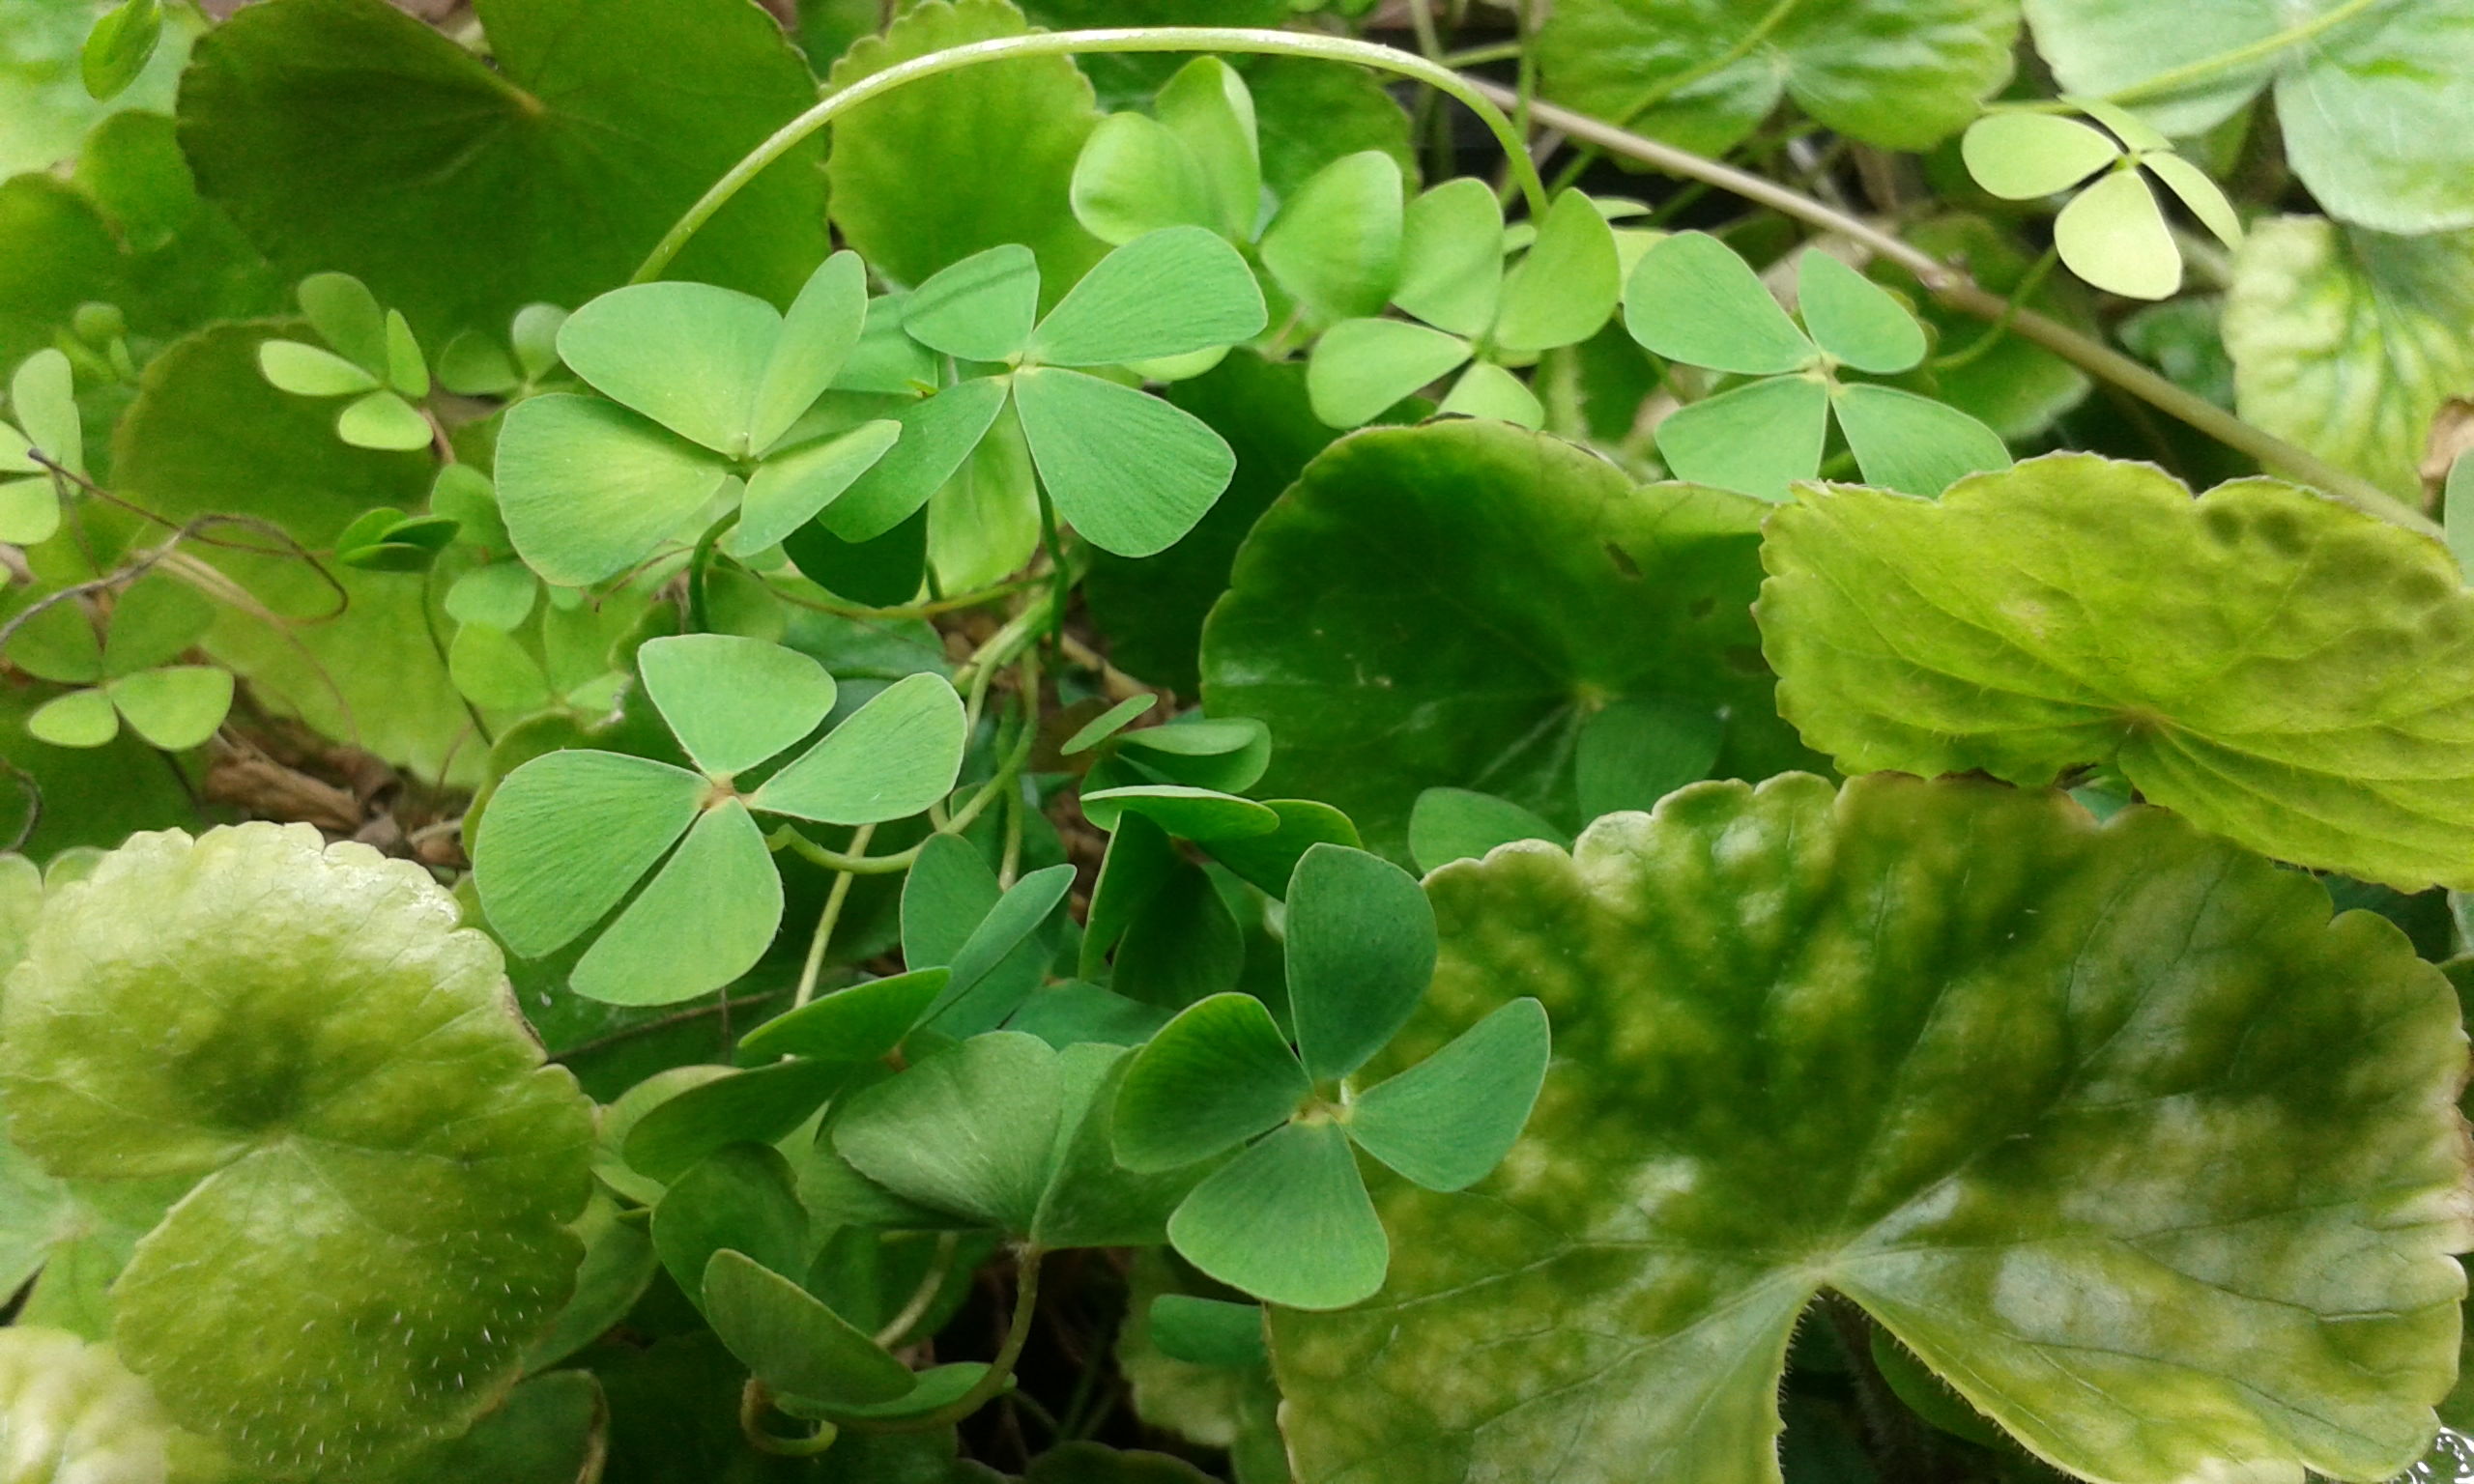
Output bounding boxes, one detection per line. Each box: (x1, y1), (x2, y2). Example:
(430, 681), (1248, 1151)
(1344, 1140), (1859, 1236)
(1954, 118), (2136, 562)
(634, 28), (1552, 283)
(792, 821), (873, 1009)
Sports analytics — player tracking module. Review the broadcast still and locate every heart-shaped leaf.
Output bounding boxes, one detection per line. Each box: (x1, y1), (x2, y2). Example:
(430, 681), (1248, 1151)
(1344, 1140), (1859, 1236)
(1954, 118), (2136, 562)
(1305, 318), (1473, 429)
(1260, 151), (1404, 323)
(103, 666), (233, 751)
(1014, 366), (1237, 556)
(558, 282), (780, 457)
(1795, 249), (1926, 374)
(2054, 166), (2180, 300)
(1830, 382), (2013, 497)
(1652, 372), (1830, 502)
(1072, 111), (1221, 246)
(1491, 191), (1620, 356)
(1625, 232), (1815, 376)
(475, 749), (708, 957)
(903, 244), (1042, 362)
(1167, 1121), (1386, 1311)
(0, 824), (595, 1476)
(569, 797), (782, 1006)
(496, 394), (731, 586)
(1285, 843), (1435, 1083)
(1115, 992), (1311, 1173)
(1272, 772), (2469, 1484)
(1960, 111), (2121, 199)
(1394, 178), (1506, 338)
(1758, 453), (2474, 889)
(751, 672), (967, 825)
(1343, 997), (1548, 1193)
(1028, 226), (1265, 367)
(636, 634), (836, 780)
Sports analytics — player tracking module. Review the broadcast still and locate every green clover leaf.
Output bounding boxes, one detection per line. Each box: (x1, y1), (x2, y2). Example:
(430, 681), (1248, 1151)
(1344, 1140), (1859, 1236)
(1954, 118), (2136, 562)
(474, 636), (967, 1004)
(1307, 187), (1620, 431)
(0, 823), (596, 1478)
(821, 227), (1261, 558)
(494, 252), (895, 585)
(1272, 772), (2469, 1484)
(0, 348), (77, 545)
(1110, 843), (1551, 1310)
(1962, 106), (2246, 301)
(1625, 232), (2011, 499)
(1758, 452), (2474, 891)
(19, 576), (232, 754)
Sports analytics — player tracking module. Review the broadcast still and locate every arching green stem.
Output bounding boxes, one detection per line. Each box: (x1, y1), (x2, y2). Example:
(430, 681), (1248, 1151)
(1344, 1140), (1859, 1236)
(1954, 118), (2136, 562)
(635, 28), (1551, 283)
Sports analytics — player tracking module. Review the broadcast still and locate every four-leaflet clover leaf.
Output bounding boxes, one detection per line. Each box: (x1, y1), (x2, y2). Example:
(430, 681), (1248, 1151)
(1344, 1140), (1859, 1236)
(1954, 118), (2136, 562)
(1111, 843), (1550, 1310)
(13, 574), (232, 752)
(1308, 183), (1623, 430)
(1625, 231), (2013, 499)
(0, 348), (78, 546)
(1962, 100), (2244, 300)
(817, 224), (1267, 558)
(494, 251), (898, 585)
(256, 271), (439, 451)
(474, 633), (967, 1006)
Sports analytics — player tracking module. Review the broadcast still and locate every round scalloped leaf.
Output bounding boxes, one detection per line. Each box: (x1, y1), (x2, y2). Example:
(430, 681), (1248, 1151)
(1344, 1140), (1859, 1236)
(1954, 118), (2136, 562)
(1758, 453), (2474, 890)
(1539, 0), (2020, 157)
(1204, 421), (1817, 859)
(1273, 773), (2470, 1484)
(179, 0), (827, 347)
(0, 824), (595, 1477)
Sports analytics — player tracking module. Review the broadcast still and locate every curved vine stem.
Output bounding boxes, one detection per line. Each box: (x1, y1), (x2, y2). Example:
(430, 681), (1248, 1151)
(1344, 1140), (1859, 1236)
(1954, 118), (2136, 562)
(633, 28), (1551, 284)
(1472, 79), (2443, 539)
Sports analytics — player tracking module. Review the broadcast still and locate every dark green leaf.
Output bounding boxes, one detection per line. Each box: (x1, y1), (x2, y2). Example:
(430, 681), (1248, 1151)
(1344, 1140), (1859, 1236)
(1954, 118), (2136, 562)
(1168, 1121), (1386, 1311)
(625, 1059), (854, 1184)
(1202, 422), (1816, 859)
(1406, 788), (1570, 874)
(927, 862), (1076, 1037)
(736, 969), (951, 1064)
(1284, 843), (1434, 1082)
(1344, 996), (1548, 1192)
(1147, 1297), (1269, 1369)
(1080, 785), (1280, 839)
(1574, 698), (1725, 818)
(653, 1143), (807, 1295)
(832, 1031), (1078, 1234)
(1114, 992), (1309, 1173)
(181, 0), (828, 346)
(1108, 855), (1246, 1011)
(1198, 799), (1362, 899)
(786, 504), (932, 609)
(703, 1249), (917, 1407)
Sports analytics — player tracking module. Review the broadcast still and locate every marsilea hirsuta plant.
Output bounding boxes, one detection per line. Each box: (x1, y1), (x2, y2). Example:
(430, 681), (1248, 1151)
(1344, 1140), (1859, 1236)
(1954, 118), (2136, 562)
(3, 0), (2474, 1479)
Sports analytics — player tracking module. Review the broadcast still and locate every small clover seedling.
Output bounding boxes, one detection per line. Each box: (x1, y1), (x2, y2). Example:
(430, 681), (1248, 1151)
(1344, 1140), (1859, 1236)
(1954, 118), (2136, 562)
(1625, 233), (2012, 499)
(494, 252), (898, 585)
(257, 271), (437, 451)
(435, 301), (569, 397)
(1961, 100), (2243, 300)
(14, 575), (230, 752)
(1308, 184), (1622, 430)
(1111, 843), (1551, 1310)
(474, 633), (968, 1005)
(0, 349), (78, 546)
(816, 225), (1266, 558)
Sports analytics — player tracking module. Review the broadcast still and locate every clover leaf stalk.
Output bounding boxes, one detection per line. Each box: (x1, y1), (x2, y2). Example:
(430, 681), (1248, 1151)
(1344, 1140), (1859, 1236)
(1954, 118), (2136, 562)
(633, 29), (1553, 285)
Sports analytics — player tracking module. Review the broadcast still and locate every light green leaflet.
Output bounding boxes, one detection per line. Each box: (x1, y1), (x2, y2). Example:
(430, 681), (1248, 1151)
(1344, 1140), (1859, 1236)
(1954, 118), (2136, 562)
(256, 272), (434, 451)
(17, 574), (231, 754)
(1306, 188), (1620, 431)
(494, 252), (896, 585)
(1960, 110), (2244, 300)
(1624, 234), (2010, 499)
(0, 824), (595, 1478)
(0, 348), (77, 545)
(2223, 216), (2474, 501)
(1111, 844), (1550, 1310)
(475, 636), (966, 1004)
(1539, 0), (2021, 157)
(1273, 773), (2470, 1484)
(1758, 453), (2474, 890)
(2022, 0), (2474, 233)
(821, 225), (1262, 557)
